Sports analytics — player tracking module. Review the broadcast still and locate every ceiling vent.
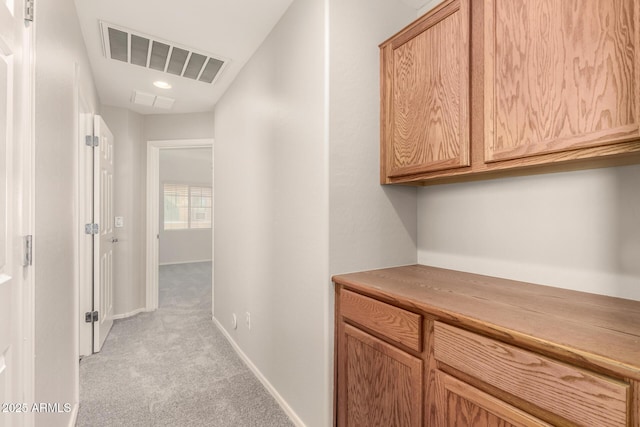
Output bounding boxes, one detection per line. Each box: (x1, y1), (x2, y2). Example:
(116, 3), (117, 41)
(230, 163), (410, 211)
(99, 21), (227, 85)
(132, 90), (175, 110)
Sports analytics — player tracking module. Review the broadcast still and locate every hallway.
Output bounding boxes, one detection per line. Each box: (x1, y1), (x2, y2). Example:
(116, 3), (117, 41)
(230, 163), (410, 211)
(77, 262), (293, 426)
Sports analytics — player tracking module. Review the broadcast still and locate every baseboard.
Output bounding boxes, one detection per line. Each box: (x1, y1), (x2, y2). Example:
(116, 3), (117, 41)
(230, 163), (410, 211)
(67, 402), (79, 427)
(159, 259), (212, 266)
(212, 317), (306, 427)
(111, 307), (147, 320)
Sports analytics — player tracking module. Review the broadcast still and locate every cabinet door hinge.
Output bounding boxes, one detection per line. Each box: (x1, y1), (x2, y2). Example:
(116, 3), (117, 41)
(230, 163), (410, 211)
(84, 223), (99, 235)
(24, 0), (34, 23)
(85, 135), (99, 147)
(23, 235), (33, 266)
(84, 311), (99, 323)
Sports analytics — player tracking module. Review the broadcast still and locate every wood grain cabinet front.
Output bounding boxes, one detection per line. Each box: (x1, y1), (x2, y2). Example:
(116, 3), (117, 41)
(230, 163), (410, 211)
(484, 0), (640, 164)
(338, 324), (423, 427)
(333, 265), (640, 427)
(340, 289), (422, 352)
(336, 287), (424, 426)
(435, 371), (552, 427)
(380, 0), (640, 185)
(380, 0), (470, 181)
(434, 322), (630, 426)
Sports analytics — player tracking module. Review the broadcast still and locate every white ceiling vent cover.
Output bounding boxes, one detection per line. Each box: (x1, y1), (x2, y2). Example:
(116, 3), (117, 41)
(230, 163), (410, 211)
(132, 90), (176, 110)
(100, 21), (228, 85)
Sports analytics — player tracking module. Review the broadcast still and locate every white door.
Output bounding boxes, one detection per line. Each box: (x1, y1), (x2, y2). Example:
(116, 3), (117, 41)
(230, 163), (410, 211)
(93, 115), (114, 352)
(1, 0), (30, 424)
(0, 21), (14, 425)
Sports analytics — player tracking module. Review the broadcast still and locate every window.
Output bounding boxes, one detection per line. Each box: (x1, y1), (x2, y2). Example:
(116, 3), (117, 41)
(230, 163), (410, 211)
(163, 183), (211, 230)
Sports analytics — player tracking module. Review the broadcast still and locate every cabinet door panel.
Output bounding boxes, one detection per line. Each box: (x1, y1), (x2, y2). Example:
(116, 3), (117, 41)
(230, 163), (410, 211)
(485, 0), (640, 162)
(340, 323), (422, 427)
(382, 0), (470, 179)
(437, 371), (552, 427)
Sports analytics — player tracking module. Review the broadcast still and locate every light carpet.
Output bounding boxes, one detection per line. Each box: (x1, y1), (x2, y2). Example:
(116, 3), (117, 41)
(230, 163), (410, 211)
(77, 262), (294, 427)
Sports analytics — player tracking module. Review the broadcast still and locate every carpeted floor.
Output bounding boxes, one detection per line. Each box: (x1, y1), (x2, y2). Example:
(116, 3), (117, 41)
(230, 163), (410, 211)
(77, 262), (294, 427)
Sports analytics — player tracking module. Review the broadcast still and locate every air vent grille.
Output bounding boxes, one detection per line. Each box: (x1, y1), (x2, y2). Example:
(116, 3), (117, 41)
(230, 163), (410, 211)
(100, 22), (227, 85)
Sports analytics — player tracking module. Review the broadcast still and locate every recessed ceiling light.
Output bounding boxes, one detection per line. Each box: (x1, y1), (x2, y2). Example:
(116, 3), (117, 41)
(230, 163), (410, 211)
(153, 81), (172, 89)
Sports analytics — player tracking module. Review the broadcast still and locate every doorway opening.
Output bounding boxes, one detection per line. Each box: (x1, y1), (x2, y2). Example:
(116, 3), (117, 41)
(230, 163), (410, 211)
(145, 139), (214, 313)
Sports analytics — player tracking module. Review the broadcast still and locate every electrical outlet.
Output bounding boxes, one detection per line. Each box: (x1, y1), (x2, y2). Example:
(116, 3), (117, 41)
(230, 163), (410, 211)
(245, 312), (251, 330)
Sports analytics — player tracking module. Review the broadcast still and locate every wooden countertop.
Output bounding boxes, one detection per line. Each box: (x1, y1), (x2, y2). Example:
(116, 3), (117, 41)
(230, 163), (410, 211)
(332, 264), (640, 381)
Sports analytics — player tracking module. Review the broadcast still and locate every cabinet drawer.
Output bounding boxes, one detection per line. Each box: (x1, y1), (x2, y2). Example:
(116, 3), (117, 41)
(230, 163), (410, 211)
(436, 370), (553, 426)
(433, 322), (629, 427)
(340, 289), (422, 352)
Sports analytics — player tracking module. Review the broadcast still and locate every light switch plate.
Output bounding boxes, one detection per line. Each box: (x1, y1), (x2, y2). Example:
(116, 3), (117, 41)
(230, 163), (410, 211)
(114, 216), (124, 228)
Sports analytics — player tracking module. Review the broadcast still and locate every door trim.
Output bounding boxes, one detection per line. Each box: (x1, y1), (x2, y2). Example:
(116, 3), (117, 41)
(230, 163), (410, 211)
(76, 72), (94, 359)
(145, 139), (213, 311)
(18, 4), (36, 425)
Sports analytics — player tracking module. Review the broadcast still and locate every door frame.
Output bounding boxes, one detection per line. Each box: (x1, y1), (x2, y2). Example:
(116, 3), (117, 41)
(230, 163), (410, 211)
(145, 138), (214, 311)
(93, 115), (115, 352)
(76, 81), (94, 358)
(10, 2), (36, 424)
(0, 0), (36, 423)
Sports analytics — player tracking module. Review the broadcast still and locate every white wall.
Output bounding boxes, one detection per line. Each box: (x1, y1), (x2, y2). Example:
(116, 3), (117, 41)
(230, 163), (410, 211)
(159, 148), (212, 265)
(213, 0), (328, 425)
(34, 0), (100, 425)
(329, 0), (417, 275)
(214, 0), (418, 425)
(417, 165), (640, 301)
(144, 112), (215, 141)
(100, 106), (145, 316)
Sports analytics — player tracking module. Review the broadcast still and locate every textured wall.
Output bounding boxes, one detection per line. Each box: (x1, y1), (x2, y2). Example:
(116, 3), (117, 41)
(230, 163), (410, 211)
(417, 165), (640, 301)
(214, 0), (418, 424)
(213, 0), (328, 425)
(328, 0), (417, 275)
(34, 0), (100, 424)
(144, 112), (215, 141)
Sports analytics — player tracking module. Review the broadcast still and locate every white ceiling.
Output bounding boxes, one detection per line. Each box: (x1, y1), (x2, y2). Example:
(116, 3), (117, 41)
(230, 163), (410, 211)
(75, 0), (294, 115)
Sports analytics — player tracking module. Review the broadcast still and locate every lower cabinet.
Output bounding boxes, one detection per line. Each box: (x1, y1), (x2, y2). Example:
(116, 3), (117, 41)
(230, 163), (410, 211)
(337, 288), (423, 427)
(435, 371), (551, 427)
(339, 324), (422, 427)
(432, 322), (629, 427)
(333, 266), (640, 427)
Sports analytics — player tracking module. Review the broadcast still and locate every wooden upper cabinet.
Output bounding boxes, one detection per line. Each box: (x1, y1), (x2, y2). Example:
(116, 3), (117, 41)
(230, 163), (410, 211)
(380, 0), (471, 182)
(484, 0), (640, 163)
(380, 0), (640, 184)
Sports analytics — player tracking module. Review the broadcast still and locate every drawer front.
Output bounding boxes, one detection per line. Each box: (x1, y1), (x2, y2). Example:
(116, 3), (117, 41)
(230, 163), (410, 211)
(437, 370), (553, 427)
(433, 322), (629, 427)
(340, 289), (422, 352)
